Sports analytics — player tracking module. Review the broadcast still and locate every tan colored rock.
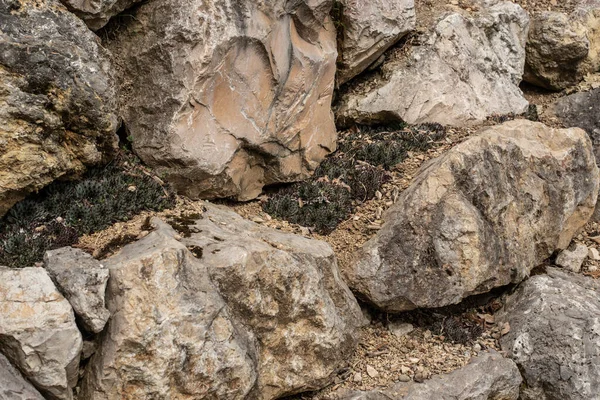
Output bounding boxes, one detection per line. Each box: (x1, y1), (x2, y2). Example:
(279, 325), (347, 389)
(81, 203), (364, 399)
(346, 120), (599, 312)
(524, 1), (600, 90)
(0, 267), (82, 400)
(107, 0), (337, 201)
(0, 0), (118, 218)
(336, 0), (415, 84)
(336, 2), (529, 127)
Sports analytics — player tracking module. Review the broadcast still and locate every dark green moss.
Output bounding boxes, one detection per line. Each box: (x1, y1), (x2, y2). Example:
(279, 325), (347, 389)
(0, 152), (176, 268)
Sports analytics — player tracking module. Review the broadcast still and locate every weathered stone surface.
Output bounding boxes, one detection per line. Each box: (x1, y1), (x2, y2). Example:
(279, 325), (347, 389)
(59, 0), (141, 30)
(346, 120), (599, 312)
(327, 351), (521, 399)
(336, 2), (529, 127)
(44, 247), (110, 333)
(0, 267), (82, 400)
(498, 268), (600, 400)
(555, 242), (588, 272)
(0, 0), (118, 218)
(0, 353), (45, 400)
(524, 2), (600, 90)
(336, 0), (415, 84)
(107, 0), (337, 201)
(81, 204), (364, 399)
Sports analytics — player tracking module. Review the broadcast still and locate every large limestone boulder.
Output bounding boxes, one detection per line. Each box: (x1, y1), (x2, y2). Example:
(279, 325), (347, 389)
(498, 268), (600, 400)
(0, 0), (118, 218)
(335, 0), (415, 84)
(81, 204), (364, 399)
(0, 353), (45, 400)
(59, 0), (141, 30)
(336, 1), (529, 127)
(328, 351), (521, 400)
(44, 247), (110, 333)
(524, 2), (600, 90)
(0, 267), (82, 400)
(345, 120), (599, 312)
(106, 0), (338, 201)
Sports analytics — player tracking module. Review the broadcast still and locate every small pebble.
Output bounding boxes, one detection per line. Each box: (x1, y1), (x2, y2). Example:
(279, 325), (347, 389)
(398, 374), (411, 382)
(366, 365), (379, 378)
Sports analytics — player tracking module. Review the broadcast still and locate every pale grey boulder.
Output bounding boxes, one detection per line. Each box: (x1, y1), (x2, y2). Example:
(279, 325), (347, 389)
(498, 268), (600, 400)
(0, 0), (118, 218)
(106, 0), (338, 202)
(336, 2), (529, 127)
(44, 247), (110, 333)
(555, 243), (588, 272)
(0, 353), (45, 400)
(81, 203), (364, 399)
(327, 351), (521, 399)
(345, 120), (599, 312)
(336, 0), (415, 84)
(0, 267), (82, 400)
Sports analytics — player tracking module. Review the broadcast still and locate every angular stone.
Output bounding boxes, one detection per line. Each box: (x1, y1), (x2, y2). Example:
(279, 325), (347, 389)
(524, 2), (600, 90)
(555, 242), (588, 272)
(59, 0), (142, 30)
(81, 204), (364, 399)
(106, 0), (337, 201)
(336, 0), (415, 84)
(346, 120), (599, 312)
(44, 247), (110, 333)
(336, 2), (529, 127)
(327, 351), (521, 400)
(498, 268), (600, 400)
(0, 353), (45, 400)
(0, 267), (82, 400)
(0, 0), (118, 218)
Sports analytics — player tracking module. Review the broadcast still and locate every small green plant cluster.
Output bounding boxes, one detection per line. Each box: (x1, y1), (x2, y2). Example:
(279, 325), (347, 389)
(262, 123), (446, 234)
(0, 153), (175, 268)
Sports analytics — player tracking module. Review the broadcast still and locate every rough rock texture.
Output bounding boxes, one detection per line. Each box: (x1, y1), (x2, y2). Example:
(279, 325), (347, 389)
(336, 1), (529, 127)
(555, 242), (588, 272)
(0, 267), (82, 400)
(59, 0), (142, 30)
(524, 2), (600, 90)
(335, 0), (415, 84)
(0, 353), (45, 400)
(44, 247), (110, 333)
(346, 120), (599, 312)
(0, 0), (118, 218)
(328, 351), (521, 400)
(498, 268), (600, 400)
(107, 0), (338, 201)
(81, 204), (364, 400)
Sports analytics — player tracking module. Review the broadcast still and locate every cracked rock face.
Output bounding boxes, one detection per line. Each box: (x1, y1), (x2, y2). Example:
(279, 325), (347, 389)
(498, 268), (600, 400)
(0, 267), (82, 400)
(81, 204), (364, 399)
(106, 0), (338, 201)
(0, 352), (45, 400)
(336, 1), (529, 127)
(0, 0), (118, 218)
(345, 120), (599, 312)
(335, 0), (415, 84)
(524, 1), (600, 90)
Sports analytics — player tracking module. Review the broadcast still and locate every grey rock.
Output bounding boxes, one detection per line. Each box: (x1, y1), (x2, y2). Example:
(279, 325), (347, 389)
(0, 0), (118, 218)
(59, 0), (142, 30)
(106, 0), (337, 202)
(345, 120), (599, 312)
(388, 322), (414, 338)
(44, 247), (110, 333)
(336, 2), (529, 127)
(336, 0), (415, 84)
(0, 353), (45, 400)
(555, 243), (588, 272)
(81, 203), (364, 399)
(327, 351), (521, 399)
(0, 267), (82, 400)
(498, 268), (600, 400)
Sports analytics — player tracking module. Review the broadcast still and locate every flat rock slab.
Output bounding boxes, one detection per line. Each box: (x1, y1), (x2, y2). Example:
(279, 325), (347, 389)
(498, 268), (600, 400)
(346, 120), (599, 312)
(0, 353), (45, 400)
